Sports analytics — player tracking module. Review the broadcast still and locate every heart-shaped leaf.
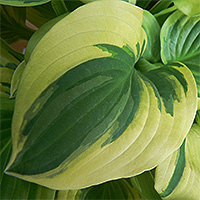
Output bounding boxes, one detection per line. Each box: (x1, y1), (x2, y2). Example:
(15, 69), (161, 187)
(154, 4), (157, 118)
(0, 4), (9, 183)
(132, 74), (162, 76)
(5, 1), (197, 190)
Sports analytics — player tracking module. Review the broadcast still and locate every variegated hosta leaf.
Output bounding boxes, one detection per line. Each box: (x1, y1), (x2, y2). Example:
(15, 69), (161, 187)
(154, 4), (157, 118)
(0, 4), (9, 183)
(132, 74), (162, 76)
(0, 39), (23, 97)
(160, 10), (200, 96)
(155, 124), (200, 199)
(6, 0), (197, 190)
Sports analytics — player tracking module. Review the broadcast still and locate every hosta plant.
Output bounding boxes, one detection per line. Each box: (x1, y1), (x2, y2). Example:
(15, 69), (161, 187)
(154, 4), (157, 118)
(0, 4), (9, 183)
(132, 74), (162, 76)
(0, 0), (199, 199)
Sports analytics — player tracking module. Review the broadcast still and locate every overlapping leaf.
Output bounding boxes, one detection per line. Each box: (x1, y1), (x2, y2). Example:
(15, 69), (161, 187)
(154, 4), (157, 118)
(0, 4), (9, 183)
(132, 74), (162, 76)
(155, 124), (200, 199)
(0, 39), (23, 97)
(160, 10), (200, 96)
(5, 0), (197, 190)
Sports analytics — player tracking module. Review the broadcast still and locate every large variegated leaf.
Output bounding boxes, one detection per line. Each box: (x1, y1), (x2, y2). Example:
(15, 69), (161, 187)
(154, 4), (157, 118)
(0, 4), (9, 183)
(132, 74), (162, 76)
(160, 10), (200, 96)
(155, 124), (200, 199)
(6, 0), (197, 190)
(0, 39), (23, 97)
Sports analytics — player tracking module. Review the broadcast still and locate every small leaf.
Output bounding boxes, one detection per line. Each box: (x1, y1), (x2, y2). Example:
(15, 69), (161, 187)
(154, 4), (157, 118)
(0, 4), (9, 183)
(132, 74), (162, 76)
(142, 10), (161, 63)
(173, 0), (200, 16)
(0, 38), (23, 97)
(10, 60), (26, 98)
(51, 0), (69, 16)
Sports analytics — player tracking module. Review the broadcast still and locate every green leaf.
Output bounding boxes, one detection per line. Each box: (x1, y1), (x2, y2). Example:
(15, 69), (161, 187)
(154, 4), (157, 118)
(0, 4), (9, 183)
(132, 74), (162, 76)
(51, 0), (69, 16)
(0, 39), (23, 97)
(135, 58), (162, 73)
(64, 0), (84, 12)
(82, 179), (140, 199)
(26, 2), (57, 28)
(155, 124), (200, 199)
(150, 0), (173, 15)
(10, 60), (26, 98)
(5, 1), (197, 191)
(173, 0), (200, 16)
(136, 0), (152, 9)
(195, 99), (200, 125)
(0, 5), (34, 44)
(154, 6), (177, 26)
(0, 0), (51, 7)
(142, 10), (161, 63)
(160, 10), (200, 96)
(56, 189), (82, 200)
(130, 171), (162, 200)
